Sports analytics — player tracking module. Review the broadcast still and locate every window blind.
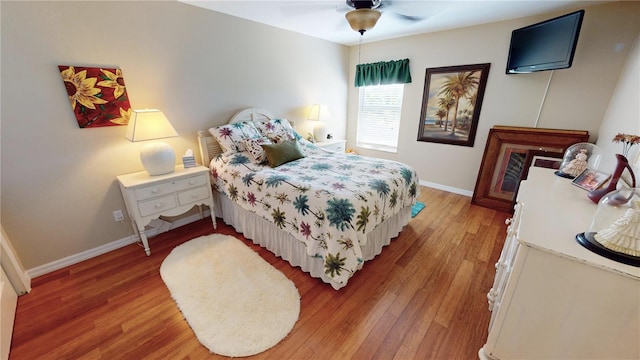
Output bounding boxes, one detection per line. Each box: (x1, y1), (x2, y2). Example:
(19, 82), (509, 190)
(356, 84), (404, 153)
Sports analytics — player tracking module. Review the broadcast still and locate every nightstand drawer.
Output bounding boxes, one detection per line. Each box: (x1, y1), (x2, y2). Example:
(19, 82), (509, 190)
(174, 174), (209, 191)
(315, 140), (346, 153)
(137, 195), (178, 217)
(134, 174), (208, 201)
(134, 183), (174, 201)
(178, 185), (210, 206)
(328, 144), (345, 152)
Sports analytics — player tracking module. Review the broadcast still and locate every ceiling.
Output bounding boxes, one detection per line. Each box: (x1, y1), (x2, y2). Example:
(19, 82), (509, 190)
(179, 0), (611, 46)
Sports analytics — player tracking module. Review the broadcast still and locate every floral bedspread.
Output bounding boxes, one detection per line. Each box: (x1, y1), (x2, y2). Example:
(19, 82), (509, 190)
(210, 141), (420, 287)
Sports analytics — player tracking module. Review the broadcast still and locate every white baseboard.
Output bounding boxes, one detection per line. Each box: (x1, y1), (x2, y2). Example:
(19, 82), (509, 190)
(419, 180), (473, 197)
(27, 235), (138, 278)
(1, 226), (32, 294)
(27, 210), (212, 279)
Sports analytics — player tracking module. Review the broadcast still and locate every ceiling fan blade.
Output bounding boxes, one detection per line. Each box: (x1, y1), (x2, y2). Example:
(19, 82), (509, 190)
(380, 0), (428, 22)
(391, 12), (424, 22)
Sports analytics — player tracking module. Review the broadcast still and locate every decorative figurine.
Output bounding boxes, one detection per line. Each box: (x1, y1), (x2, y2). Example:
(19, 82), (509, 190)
(594, 205), (640, 257)
(576, 189), (640, 267)
(555, 143), (602, 179)
(559, 148), (588, 178)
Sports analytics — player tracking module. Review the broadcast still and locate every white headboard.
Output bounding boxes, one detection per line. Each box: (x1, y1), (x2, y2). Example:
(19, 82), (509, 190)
(198, 108), (285, 167)
(229, 108), (275, 124)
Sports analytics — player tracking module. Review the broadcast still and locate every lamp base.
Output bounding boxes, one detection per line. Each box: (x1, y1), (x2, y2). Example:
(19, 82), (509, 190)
(313, 122), (327, 142)
(140, 141), (176, 176)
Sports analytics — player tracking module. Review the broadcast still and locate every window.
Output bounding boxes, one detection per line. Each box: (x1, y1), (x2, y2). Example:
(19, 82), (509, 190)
(356, 84), (404, 153)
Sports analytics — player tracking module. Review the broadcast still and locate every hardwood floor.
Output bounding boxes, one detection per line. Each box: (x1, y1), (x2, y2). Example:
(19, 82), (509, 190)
(10, 186), (509, 359)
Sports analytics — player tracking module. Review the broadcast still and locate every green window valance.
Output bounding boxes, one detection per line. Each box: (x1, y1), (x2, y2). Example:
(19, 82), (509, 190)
(354, 58), (412, 87)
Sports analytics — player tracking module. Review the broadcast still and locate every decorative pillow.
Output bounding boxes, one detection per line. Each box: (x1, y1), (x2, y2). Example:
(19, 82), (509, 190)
(266, 131), (294, 144)
(243, 137), (271, 164)
(209, 122), (262, 155)
(261, 139), (305, 167)
(255, 119), (296, 143)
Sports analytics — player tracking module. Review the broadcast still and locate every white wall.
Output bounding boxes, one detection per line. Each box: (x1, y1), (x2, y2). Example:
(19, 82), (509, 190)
(0, 1), (348, 269)
(347, 1), (640, 193)
(595, 34), (640, 175)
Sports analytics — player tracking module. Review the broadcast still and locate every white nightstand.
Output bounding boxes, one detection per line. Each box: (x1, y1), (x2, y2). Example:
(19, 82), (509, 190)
(314, 139), (346, 152)
(117, 165), (216, 255)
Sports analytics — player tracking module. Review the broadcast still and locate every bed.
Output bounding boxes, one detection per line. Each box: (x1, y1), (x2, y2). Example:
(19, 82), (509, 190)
(197, 108), (420, 289)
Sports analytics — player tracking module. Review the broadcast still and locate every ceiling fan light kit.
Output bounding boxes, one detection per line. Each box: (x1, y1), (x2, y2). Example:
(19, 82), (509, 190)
(346, 8), (381, 35)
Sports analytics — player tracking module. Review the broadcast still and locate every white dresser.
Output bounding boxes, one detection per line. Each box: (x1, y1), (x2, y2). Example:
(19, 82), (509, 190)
(480, 167), (640, 359)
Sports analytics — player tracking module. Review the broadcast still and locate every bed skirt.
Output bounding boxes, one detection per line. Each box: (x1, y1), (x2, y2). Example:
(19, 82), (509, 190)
(212, 191), (411, 290)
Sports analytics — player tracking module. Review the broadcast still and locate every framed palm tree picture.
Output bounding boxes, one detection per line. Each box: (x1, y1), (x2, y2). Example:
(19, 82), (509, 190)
(417, 63), (490, 147)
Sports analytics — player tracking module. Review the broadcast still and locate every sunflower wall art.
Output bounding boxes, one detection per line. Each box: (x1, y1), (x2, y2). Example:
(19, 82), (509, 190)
(58, 65), (132, 128)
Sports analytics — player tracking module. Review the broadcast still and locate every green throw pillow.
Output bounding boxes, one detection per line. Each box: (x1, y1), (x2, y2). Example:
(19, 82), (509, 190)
(261, 140), (305, 167)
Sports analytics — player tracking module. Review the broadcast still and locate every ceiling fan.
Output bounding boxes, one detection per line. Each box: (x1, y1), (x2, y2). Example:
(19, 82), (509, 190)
(344, 0), (423, 35)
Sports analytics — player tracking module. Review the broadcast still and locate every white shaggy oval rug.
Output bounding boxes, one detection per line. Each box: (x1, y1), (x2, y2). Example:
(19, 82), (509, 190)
(160, 234), (300, 357)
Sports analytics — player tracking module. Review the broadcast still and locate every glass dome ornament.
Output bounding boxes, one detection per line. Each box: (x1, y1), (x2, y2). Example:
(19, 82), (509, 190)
(576, 187), (640, 267)
(555, 142), (602, 179)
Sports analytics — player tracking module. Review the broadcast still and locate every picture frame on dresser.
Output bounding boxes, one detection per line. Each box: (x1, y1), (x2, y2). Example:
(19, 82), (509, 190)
(472, 126), (589, 213)
(571, 168), (611, 191)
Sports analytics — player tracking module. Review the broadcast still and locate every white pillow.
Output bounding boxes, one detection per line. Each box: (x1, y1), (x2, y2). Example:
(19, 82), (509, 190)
(243, 137), (272, 164)
(255, 119), (295, 143)
(209, 122), (262, 155)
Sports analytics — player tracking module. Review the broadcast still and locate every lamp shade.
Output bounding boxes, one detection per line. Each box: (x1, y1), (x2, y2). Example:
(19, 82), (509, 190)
(125, 109), (179, 176)
(307, 104), (330, 122)
(125, 109), (178, 142)
(308, 104), (330, 141)
(345, 8), (381, 34)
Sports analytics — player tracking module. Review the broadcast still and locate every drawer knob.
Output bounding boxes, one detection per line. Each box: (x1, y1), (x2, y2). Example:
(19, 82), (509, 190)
(154, 203), (163, 208)
(189, 180), (196, 185)
(151, 188), (159, 194)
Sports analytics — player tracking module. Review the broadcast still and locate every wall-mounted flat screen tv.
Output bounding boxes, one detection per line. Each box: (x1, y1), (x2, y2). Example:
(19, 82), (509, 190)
(506, 10), (584, 74)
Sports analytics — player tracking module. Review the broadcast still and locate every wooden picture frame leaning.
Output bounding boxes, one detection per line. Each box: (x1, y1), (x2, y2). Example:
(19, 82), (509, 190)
(472, 126), (589, 213)
(509, 149), (564, 213)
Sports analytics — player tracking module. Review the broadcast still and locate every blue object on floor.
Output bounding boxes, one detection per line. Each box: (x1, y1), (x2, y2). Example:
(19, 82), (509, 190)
(411, 201), (425, 218)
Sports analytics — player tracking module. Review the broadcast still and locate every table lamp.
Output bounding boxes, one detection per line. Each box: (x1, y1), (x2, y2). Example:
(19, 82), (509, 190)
(125, 109), (179, 176)
(308, 104), (329, 142)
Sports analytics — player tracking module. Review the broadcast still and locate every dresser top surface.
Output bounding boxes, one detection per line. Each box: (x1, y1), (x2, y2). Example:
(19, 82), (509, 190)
(517, 167), (639, 279)
(117, 165), (209, 188)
